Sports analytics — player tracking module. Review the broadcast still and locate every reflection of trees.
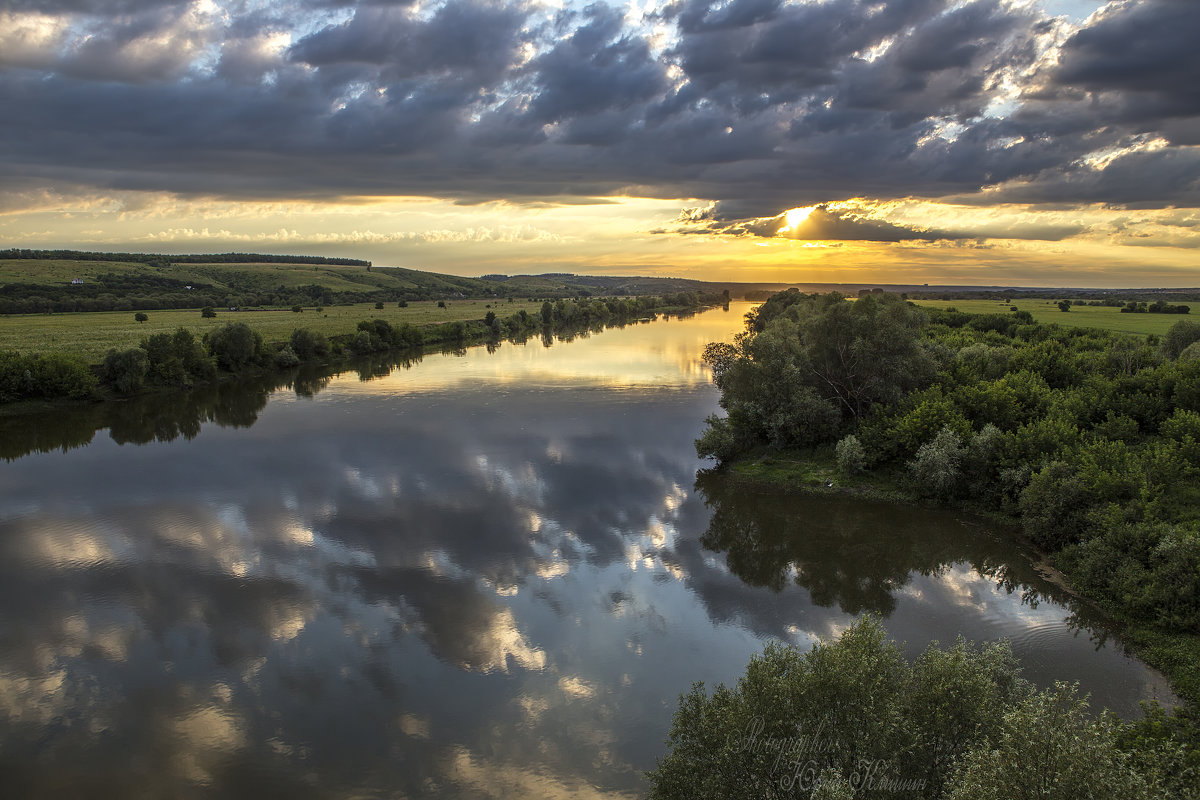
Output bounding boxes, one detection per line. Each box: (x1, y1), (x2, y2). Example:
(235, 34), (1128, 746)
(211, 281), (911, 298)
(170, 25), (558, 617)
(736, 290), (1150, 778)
(2, 307), (718, 461)
(693, 471), (1100, 622)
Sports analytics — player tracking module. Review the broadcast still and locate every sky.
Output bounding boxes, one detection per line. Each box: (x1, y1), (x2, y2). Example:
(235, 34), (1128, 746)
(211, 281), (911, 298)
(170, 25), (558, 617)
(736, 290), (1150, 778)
(0, 0), (1197, 286)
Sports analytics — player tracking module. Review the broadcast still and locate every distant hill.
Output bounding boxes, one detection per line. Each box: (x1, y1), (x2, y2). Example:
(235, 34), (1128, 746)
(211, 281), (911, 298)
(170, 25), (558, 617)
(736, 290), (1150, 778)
(5, 249), (1196, 315)
(0, 250), (733, 314)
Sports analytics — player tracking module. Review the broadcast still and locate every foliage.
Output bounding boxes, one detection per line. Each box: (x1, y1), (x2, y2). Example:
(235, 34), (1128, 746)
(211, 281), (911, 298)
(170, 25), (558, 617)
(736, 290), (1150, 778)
(1163, 320), (1200, 360)
(140, 328), (214, 386)
(697, 293), (935, 458)
(699, 290), (1200, 704)
(946, 683), (1168, 800)
(201, 306), (216, 318)
(0, 351), (98, 402)
(835, 435), (865, 475)
(134, 312), (148, 322)
(289, 328), (330, 360)
(908, 426), (964, 502)
(102, 348), (149, 394)
(650, 618), (1189, 800)
(274, 344), (301, 368)
(205, 322), (263, 370)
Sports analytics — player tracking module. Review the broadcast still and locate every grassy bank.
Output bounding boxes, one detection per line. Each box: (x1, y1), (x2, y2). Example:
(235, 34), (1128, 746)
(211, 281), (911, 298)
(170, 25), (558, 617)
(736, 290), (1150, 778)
(0, 300), (545, 363)
(911, 298), (1187, 336)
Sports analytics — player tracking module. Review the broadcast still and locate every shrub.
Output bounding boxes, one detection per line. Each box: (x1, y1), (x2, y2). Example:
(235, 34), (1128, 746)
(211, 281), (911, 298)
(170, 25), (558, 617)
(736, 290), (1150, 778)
(205, 322), (262, 370)
(909, 426), (964, 501)
(103, 348), (149, 394)
(835, 435), (866, 475)
(201, 306), (216, 318)
(1020, 461), (1092, 550)
(1162, 319), (1200, 360)
(289, 328), (329, 360)
(0, 351), (98, 401)
(274, 345), (301, 368)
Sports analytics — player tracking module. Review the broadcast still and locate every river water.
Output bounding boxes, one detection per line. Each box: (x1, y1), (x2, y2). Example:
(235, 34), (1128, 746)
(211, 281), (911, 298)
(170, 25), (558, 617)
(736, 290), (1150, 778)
(0, 303), (1174, 798)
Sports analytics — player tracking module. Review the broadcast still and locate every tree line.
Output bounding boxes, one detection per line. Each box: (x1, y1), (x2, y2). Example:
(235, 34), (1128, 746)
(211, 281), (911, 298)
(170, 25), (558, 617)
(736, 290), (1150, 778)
(0, 292), (725, 406)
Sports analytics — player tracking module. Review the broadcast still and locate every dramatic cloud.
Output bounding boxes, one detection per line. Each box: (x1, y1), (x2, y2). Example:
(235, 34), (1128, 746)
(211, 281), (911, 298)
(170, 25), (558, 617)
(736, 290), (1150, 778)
(0, 0), (1197, 267)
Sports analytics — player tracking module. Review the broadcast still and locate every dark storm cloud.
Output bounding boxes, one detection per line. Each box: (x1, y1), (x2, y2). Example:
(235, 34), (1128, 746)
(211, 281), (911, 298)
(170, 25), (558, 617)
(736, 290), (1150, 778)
(1050, 0), (1200, 136)
(0, 0), (1197, 225)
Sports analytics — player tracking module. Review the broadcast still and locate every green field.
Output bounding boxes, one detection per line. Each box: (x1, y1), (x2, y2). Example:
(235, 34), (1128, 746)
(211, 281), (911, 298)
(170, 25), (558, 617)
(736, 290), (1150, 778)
(0, 300), (544, 363)
(911, 298), (1188, 336)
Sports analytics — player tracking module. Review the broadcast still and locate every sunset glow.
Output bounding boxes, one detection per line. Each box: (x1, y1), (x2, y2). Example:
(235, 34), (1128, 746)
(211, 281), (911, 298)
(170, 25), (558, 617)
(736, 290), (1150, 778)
(1, 0), (1197, 286)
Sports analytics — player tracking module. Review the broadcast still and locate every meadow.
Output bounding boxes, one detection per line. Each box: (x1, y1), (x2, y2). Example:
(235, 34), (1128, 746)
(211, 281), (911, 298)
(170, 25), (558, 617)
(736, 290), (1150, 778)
(0, 300), (545, 363)
(910, 297), (1187, 336)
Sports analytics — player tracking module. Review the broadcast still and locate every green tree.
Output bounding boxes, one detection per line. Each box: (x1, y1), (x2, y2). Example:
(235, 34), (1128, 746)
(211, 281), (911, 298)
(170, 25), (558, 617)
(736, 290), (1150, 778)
(947, 684), (1163, 800)
(205, 322), (262, 370)
(908, 426), (964, 501)
(102, 348), (149, 394)
(648, 617), (1027, 800)
(134, 312), (148, 322)
(201, 306), (216, 318)
(289, 328), (329, 360)
(835, 435), (866, 475)
(1163, 319), (1200, 360)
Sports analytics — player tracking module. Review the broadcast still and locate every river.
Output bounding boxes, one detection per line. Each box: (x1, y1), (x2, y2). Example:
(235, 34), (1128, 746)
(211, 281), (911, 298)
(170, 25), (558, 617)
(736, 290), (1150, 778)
(0, 302), (1173, 798)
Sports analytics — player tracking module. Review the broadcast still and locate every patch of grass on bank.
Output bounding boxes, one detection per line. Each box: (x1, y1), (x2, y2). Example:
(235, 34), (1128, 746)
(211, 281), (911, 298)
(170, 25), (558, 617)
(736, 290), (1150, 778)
(722, 446), (908, 501)
(911, 298), (1185, 336)
(0, 300), (546, 363)
(1087, 605), (1200, 709)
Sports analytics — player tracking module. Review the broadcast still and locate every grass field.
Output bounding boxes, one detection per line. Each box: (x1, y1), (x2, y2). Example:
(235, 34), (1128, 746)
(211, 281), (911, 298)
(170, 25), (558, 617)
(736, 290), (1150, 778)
(0, 259), (477, 294)
(910, 298), (1189, 336)
(0, 300), (545, 363)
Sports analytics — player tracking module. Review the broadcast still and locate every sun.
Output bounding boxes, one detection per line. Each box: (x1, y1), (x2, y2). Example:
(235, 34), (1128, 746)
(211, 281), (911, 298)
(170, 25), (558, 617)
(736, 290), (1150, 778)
(780, 206), (815, 232)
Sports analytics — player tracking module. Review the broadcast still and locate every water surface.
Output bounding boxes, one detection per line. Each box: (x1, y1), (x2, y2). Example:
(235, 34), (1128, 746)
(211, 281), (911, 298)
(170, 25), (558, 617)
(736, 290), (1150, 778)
(0, 305), (1173, 798)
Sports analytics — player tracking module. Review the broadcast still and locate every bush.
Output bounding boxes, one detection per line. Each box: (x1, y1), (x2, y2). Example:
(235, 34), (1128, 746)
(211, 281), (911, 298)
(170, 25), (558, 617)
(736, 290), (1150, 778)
(909, 426), (964, 501)
(835, 435), (866, 475)
(274, 345), (301, 368)
(1020, 461), (1092, 550)
(134, 312), (148, 323)
(291, 305), (303, 313)
(205, 322), (262, 370)
(201, 306), (216, 318)
(1162, 319), (1200, 360)
(103, 348), (149, 394)
(946, 683), (1178, 800)
(0, 351), (98, 402)
(648, 617), (1027, 800)
(289, 328), (330, 360)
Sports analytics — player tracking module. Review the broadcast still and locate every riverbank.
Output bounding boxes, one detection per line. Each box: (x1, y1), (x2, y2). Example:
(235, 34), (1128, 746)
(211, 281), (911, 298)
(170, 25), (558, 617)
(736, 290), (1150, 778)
(0, 295), (728, 412)
(708, 445), (1200, 720)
